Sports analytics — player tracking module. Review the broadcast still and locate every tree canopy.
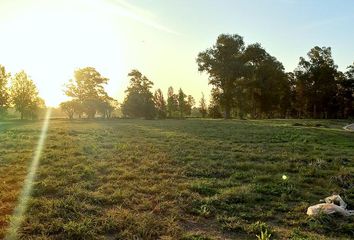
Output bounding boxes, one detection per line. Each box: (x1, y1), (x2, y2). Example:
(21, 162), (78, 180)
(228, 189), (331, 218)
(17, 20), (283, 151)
(121, 70), (156, 119)
(197, 34), (247, 119)
(63, 67), (114, 119)
(199, 92), (207, 118)
(154, 88), (167, 119)
(0, 32), (352, 120)
(197, 33), (353, 119)
(10, 71), (44, 119)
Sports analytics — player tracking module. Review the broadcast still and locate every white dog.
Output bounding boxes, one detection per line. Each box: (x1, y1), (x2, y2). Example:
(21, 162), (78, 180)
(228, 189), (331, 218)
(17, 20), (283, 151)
(307, 195), (354, 217)
(343, 123), (354, 132)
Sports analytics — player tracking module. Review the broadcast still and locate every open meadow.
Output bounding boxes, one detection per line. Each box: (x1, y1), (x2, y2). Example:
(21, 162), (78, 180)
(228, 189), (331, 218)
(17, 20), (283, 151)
(0, 119), (354, 240)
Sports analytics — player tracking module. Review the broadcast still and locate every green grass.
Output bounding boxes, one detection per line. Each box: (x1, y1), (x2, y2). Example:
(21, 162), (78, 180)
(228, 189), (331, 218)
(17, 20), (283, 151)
(0, 118), (353, 239)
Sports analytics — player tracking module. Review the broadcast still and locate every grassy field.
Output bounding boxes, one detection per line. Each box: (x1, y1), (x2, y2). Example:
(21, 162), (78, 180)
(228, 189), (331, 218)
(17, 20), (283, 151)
(0, 118), (353, 240)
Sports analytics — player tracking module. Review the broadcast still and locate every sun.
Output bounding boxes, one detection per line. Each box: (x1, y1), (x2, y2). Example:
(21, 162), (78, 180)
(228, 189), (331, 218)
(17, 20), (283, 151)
(0, 0), (127, 107)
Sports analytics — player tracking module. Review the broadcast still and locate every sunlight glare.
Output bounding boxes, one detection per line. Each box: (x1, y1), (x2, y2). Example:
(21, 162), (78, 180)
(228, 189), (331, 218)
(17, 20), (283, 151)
(5, 109), (52, 240)
(0, 1), (126, 106)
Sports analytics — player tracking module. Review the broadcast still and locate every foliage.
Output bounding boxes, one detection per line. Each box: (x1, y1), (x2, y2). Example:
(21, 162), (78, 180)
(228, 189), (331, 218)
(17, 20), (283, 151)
(208, 88), (222, 118)
(178, 88), (187, 118)
(0, 65), (10, 117)
(185, 94), (195, 116)
(60, 100), (81, 119)
(167, 86), (178, 118)
(294, 47), (339, 118)
(197, 34), (247, 119)
(166, 87), (194, 118)
(64, 67), (113, 118)
(248, 221), (273, 236)
(197, 34), (354, 119)
(256, 229), (272, 240)
(337, 63), (354, 118)
(9, 70), (44, 119)
(241, 43), (290, 118)
(121, 69), (156, 119)
(96, 98), (117, 119)
(199, 92), (208, 118)
(154, 88), (167, 119)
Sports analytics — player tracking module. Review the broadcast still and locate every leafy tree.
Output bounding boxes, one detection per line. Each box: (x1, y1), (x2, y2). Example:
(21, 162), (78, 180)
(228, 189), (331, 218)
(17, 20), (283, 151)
(198, 34), (351, 119)
(185, 95), (195, 116)
(64, 67), (111, 118)
(10, 71), (44, 119)
(242, 43), (290, 118)
(197, 34), (247, 119)
(154, 88), (167, 119)
(294, 46), (339, 118)
(0, 65), (10, 117)
(167, 86), (178, 118)
(121, 70), (156, 119)
(337, 63), (354, 118)
(28, 97), (45, 120)
(199, 92), (208, 118)
(346, 63), (354, 80)
(97, 99), (117, 119)
(178, 88), (186, 118)
(60, 100), (77, 119)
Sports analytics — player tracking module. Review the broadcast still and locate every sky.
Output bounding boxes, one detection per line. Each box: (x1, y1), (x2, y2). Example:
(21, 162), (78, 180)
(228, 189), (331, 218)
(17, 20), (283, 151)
(0, 0), (353, 106)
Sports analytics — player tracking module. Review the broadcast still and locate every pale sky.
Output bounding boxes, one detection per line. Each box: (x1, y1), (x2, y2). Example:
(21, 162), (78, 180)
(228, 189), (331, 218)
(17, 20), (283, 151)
(0, 0), (353, 106)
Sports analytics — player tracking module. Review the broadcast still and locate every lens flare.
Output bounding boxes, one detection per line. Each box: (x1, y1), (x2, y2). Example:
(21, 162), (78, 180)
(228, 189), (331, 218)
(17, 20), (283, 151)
(5, 109), (52, 240)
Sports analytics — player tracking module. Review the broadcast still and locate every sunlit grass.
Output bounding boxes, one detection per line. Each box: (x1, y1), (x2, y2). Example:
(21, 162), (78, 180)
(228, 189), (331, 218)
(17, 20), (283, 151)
(5, 109), (51, 240)
(0, 118), (353, 239)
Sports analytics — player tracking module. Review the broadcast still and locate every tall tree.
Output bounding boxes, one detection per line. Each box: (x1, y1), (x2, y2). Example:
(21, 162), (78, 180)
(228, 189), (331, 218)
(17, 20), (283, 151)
(185, 95), (195, 116)
(199, 92), (208, 118)
(0, 65), (10, 117)
(121, 70), (156, 119)
(60, 100), (75, 119)
(294, 46), (338, 118)
(337, 63), (354, 118)
(154, 88), (167, 119)
(97, 99), (117, 119)
(243, 43), (290, 118)
(197, 34), (247, 118)
(59, 99), (86, 119)
(10, 71), (44, 119)
(64, 67), (111, 118)
(177, 88), (186, 118)
(167, 86), (178, 118)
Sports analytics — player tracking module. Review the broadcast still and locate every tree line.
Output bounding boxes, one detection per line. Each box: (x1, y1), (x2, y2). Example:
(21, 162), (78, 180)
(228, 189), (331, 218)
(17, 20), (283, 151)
(197, 34), (354, 119)
(121, 69), (195, 119)
(1, 33), (353, 120)
(0, 65), (199, 120)
(61, 68), (197, 120)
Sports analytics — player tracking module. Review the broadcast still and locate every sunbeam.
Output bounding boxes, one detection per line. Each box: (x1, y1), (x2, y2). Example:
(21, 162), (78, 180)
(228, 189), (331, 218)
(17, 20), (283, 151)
(5, 109), (52, 240)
